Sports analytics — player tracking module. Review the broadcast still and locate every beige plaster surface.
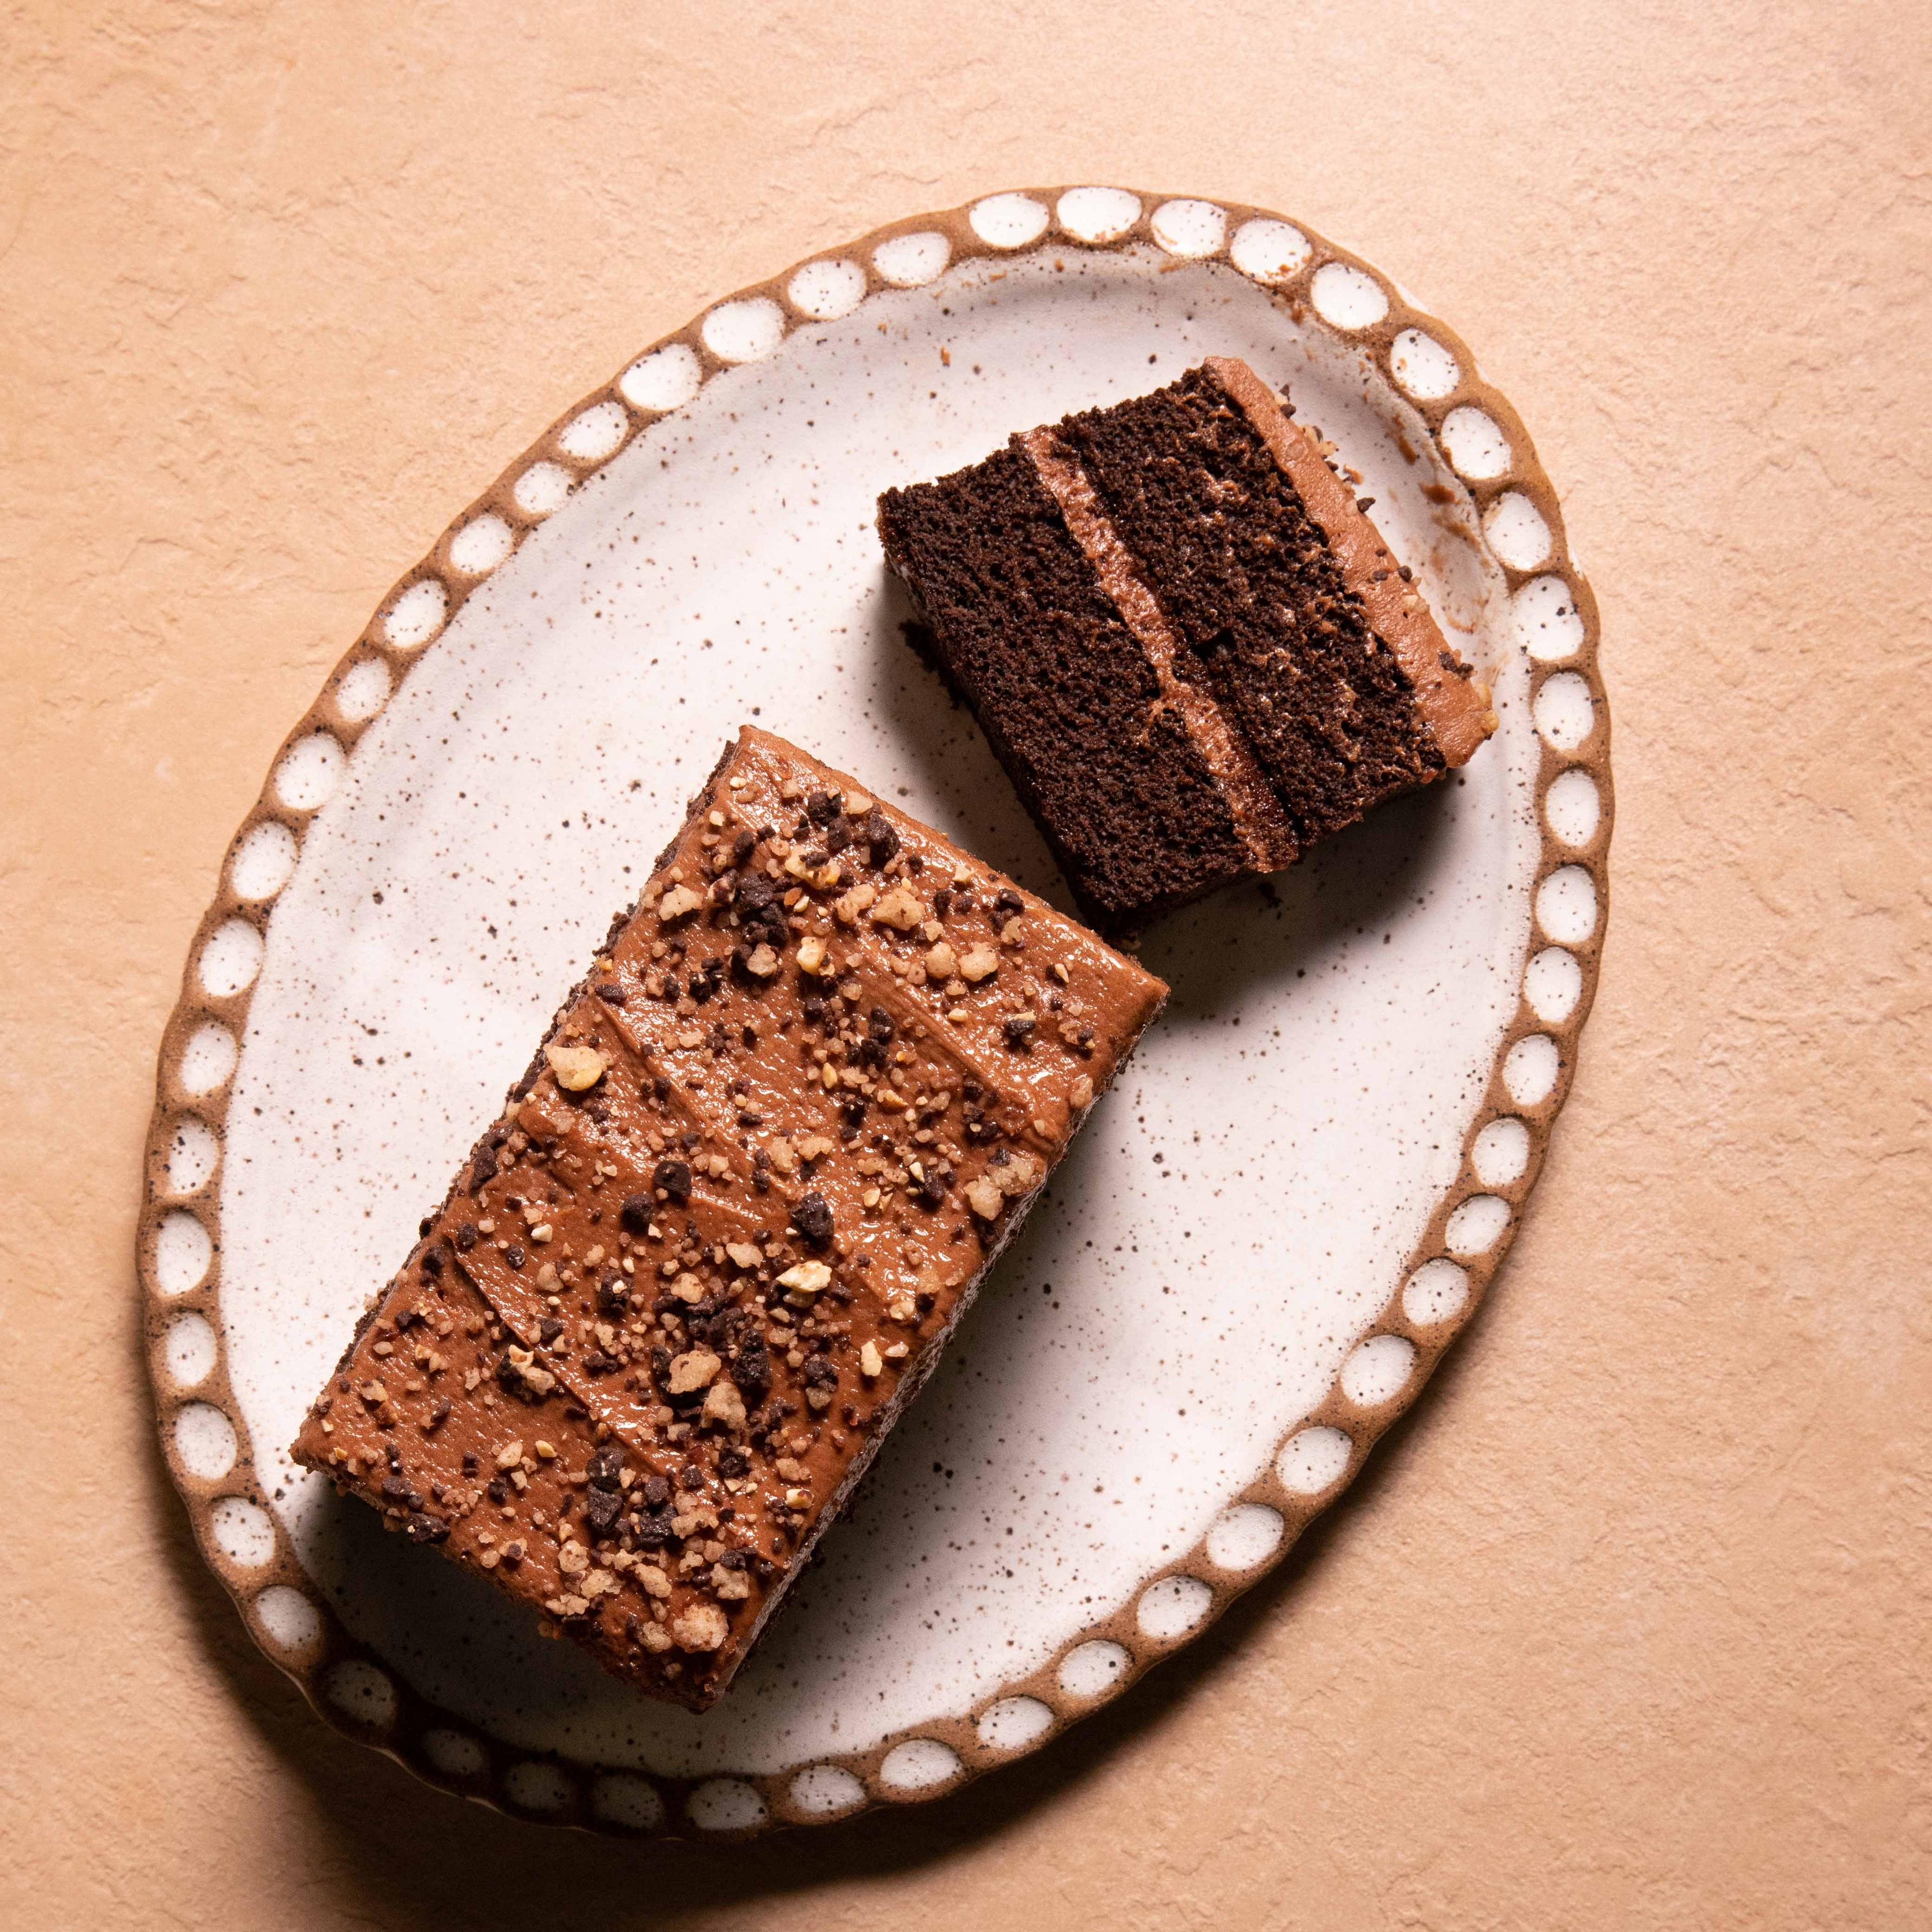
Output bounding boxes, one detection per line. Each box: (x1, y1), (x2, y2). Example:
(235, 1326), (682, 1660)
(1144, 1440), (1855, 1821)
(4, 2), (1928, 1925)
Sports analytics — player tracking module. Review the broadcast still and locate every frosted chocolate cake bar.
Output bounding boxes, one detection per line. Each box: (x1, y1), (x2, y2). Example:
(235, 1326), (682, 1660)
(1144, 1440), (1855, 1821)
(292, 727), (1165, 1708)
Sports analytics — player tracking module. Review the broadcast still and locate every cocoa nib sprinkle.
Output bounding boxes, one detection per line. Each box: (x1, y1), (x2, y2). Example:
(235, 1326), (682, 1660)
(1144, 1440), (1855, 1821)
(287, 726), (1165, 1711)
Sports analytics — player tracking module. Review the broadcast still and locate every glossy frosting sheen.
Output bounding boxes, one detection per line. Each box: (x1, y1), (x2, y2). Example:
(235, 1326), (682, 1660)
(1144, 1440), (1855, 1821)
(291, 727), (1166, 1708)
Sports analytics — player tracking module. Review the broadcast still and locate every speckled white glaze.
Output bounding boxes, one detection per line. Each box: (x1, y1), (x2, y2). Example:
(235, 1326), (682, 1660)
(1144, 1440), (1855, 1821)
(142, 191), (1610, 1835)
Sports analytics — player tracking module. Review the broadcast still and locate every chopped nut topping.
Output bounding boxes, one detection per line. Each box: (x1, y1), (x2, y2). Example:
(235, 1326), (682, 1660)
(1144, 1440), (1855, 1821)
(544, 1041), (606, 1091)
(666, 1348), (721, 1394)
(964, 1178), (1004, 1220)
(670, 1602), (729, 1652)
(957, 945), (999, 982)
(924, 940), (956, 979)
(745, 942), (780, 977)
(994, 1151), (1041, 1196)
(702, 1379), (747, 1428)
(776, 1260), (831, 1297)
(859, 1340), (883, 1378)
(657, 884), (703, 922)
(870, 884), (924, 931)
(796, 934), (830, 975)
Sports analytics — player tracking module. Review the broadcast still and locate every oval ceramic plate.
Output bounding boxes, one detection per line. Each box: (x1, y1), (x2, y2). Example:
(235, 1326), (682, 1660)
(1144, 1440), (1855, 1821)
(142, 188), (1609, 1836)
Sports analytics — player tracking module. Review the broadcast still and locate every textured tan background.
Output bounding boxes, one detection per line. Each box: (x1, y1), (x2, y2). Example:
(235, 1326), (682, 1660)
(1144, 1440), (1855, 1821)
(5, 1), (1928, 1925)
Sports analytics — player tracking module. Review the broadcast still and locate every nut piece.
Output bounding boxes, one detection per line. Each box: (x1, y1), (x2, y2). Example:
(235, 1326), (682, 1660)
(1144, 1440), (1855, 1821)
(666, 1348), (721, 1394)
(1070, 1074), (1094, 1108)
(495, 1439), (524, 1470)
(703, 1379), (747, 1428)
(545, 1042), (606, 1091)
(924, 940), (956, 979)
(670, 1602), (730, 1652)
(796, 934), (830, 976)
(957, 945), (999, 983)
(833, 881), (877, 924)
(993, 1152), (1040, 1197)
(745, 943), (780, 978)
(784, 851), (842, 889)
(725, 1242), (763, 1270)
(870, 884), (925, 931)
(859, 1340), (883, 1378)
(657, 884), (704, 922)
(776, 1260), (831, 1297)
(964, 1177), (1004, 1220)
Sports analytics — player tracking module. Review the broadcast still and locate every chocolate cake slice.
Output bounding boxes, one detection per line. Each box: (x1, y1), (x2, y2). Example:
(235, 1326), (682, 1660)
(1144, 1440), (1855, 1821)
(877, 357), (1496, 931)
(292, 727), (1165, 1710)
